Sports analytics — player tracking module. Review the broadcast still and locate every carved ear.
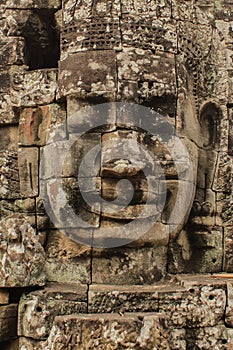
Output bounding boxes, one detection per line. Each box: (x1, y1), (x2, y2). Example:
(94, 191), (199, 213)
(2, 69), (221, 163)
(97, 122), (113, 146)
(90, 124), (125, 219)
(199, 101), (221, 150)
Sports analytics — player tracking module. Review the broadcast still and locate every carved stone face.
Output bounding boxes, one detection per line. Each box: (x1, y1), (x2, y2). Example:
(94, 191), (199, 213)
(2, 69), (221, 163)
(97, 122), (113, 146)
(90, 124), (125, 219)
(40, 0), (232, 282)
(55, 2), (196, 249)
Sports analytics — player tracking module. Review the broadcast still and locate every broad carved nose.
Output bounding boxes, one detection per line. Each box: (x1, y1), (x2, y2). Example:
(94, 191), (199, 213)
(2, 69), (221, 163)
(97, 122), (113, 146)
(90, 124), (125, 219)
(101, 158), (144, 178)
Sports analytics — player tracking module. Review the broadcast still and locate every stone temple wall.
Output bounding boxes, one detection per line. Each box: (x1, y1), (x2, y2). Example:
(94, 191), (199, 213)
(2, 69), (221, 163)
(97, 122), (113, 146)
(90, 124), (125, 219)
(0, 0), (233, 349)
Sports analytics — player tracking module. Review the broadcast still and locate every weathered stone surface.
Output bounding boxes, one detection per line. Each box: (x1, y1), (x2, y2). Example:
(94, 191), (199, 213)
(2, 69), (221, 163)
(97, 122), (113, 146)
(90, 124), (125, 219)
(118, 50), (176, 101)
(19, 338), (45, 350)
(1, 0), (61, 9)
(168, 228), (224, 274)
(0, 150), (21, 200)
(93, 219), (169, 248)
(117, 49), (176, 86)
(0, 37), (25, 67)
(1, 339), (19, 350)
(0, 304), (17, 342)
(44, 313), (170, 349)
(169, 324), (230, 349)
(89, 284), (160, 313)
(67, 98), (116, 133)
(0, 198), (36, 230)
(40, 177), (101, 229)
(169, 328), (186, 350)
(185, 325), (229, 349)
(63, 0), (121, 24)
(58, 51), (117, 98)
(224, 225), (233, 272)
(18, 283), (87, 339)
(0, 94), (16, 124)
(10, 68), (57, 107)
(40, 133), (101, 179)
(64, 134), (101, 178)
(0, 71), (10, 93)
(18, 147), (39, 197)
(19, 104), (67, 146)
(0, 291), (9, 305)
(45, 230), (91, 284)
(92, 246), (167, 284)
(213, 152), (232, 193)
(121, 17), (177, 54)
(101, 176), (160, 204)
(0, 214), (45, 287)
(0, 1), (233, 348)
(0, 9), (31, 36)
(0, 125), (18, 151)
(158, 284), (226, 328)
(121, 0), (172, 17)
(61, 17), (121, 57)
(88, 279), (226, 328)
(225, 282), (233, 327)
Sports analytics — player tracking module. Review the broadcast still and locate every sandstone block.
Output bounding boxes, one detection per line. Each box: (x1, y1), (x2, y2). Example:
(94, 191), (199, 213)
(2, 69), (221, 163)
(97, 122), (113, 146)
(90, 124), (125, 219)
(44, 313), (170, 349)
(224, 225), (233, 271)
(10, 68), (57, 107)
(63, 134), (101, 178)
(186, 325), (229, 349)
(0, 199), (36, 230)
(0, 291), (9, 305)
(92, 246), (167, 284)
(88, 281), (226, 328)
(63, 0), (121, 24)
(0, 37), (25, 66)
(61, 17), (121, 57)
(0, 214), (45, 287)
(18, 283), (87, 339)
(19, 338), (45, 350)
(0, 125), (18, 151)
(92, 217), (169, 248)
(168, 229), (223, 274)
(0, 304), (18, 342)
(0, 150), (21, 200)
(45, 230), (91, 284)
(40, 177), (101, 229)
(67, 98), (117, 133)
(117, 49), (176, 99)
(58, 51), (117, 98)
(89, 284), (160, 313)
(121, 0), (172, 17)
(40, 133), (101, 179)
(2, 0), (61, 8)
(0, 94), (16, 124)
(121, 17), (177, 53)
(0, 71), (10, 93)
(225, 282), (233, 327)
(158, 284), (226, 328)
(18, 147), (39, 197)
(19, 104), (67, 146)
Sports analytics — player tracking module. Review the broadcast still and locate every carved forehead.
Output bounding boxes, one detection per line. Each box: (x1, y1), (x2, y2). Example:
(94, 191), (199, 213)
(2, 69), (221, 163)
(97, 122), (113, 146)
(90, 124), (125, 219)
(60, 0), (225, 110)
(63, 0), (172, 21)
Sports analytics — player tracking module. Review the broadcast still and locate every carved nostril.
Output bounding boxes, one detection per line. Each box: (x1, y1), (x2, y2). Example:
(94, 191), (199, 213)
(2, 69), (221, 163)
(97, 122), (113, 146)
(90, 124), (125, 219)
(201, 201), (213, 216)
(191, 200), (202, 216)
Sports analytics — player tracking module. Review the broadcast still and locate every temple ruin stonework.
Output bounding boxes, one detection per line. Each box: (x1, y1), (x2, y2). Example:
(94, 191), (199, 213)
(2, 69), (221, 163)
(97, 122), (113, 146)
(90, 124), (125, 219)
(0, 0), (233, 349)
